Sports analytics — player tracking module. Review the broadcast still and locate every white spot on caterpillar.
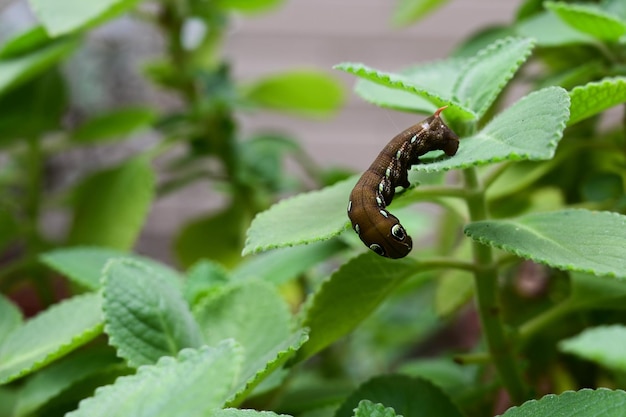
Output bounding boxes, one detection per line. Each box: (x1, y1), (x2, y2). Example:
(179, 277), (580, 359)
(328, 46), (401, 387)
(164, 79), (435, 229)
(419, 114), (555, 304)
(410, 134), (418, 144)
(378, 181), (385, 193)
(376, 195), (383, 206)
(385, 167), (391, 178)
(355, 224), (361, 234)
(347, 200), (352, 212)
(396, 149), (402, 159)
(421, 122), (429, 130)
(379, 210), (388, 218)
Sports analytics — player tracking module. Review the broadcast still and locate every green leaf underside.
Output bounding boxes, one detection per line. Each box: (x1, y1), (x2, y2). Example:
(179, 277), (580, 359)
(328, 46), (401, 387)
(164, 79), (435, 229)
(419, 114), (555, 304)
(0, 293), (103, 384)
(242, 176), (357, 255)
(515, 11), (595, 46)
(500, 389), (626, 417)
(566, 272), (626, 311)
(464, 209), (626, 279)
(102, 259), (203, 368)
(354, 400), (398, 417)
(353, 59), (463, 114)
(0, 295), (22, 345)
(65, 341), (243, 417)
(227, 330), (309, 406)
(334, 62), (475, 121)
(453, 37), (534, 119)
(334, 375), (463, 417)
(29, 0), (142, 36)
(0, 38), (77, 96)
(418, 87), (570, 171)
(559, 325), (626, 372)
(568, 77), (626, 125)
(69, 158), (155, 250)
(71, 107), (156, 143)
(298, 253), (419, 361)
(243, 70), (344, 118)
(545, 1), (626, 41)
(40, 246), (182, 290)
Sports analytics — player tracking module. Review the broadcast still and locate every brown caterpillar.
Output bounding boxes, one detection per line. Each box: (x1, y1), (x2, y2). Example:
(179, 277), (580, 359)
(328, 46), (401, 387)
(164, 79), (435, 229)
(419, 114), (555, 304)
(347, 106), (459, 258)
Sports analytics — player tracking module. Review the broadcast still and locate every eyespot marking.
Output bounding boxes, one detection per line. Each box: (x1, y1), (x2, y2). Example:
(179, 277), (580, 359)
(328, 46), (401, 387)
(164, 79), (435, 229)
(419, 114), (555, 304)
(380, 210), (388, 218)
(391, 224), (406, 241)
(369, 243), (385, 256)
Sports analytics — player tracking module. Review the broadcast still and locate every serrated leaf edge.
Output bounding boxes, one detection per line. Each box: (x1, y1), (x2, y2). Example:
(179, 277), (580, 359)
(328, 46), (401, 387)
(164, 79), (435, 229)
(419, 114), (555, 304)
(498, 388), (626, 416)
(568, 76), (626, 125)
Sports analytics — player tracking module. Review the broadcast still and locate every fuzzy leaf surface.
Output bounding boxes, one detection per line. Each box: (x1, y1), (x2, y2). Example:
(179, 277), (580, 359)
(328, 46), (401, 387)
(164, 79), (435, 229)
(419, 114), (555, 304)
(559, 325), (626, 372)
(102, 259), (203, 367)
(353, 400), (398, 417)
(418, 87), (570, 171)
(298, 253), (419, 361)
(0, 293), (103, 384)
(65, 341), (243, 417)
(243, 176), (356, 255)
(452, 37), (534, 119)
(465, 209), (626, 278)
(41, 246), (181, 290)
(568, 77), (626, 125)
(69, 158), (154, 250)
(334, 375), (463, 417)
(515, 11), (594, 46)
(500, 389), (626, 417)
(545, 1), (626, 41)
(29, 0), (141, 36)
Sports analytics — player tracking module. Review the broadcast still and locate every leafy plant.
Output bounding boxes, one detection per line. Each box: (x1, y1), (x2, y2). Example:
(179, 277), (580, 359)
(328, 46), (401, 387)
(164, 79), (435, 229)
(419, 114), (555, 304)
(3, 1), (626, 417)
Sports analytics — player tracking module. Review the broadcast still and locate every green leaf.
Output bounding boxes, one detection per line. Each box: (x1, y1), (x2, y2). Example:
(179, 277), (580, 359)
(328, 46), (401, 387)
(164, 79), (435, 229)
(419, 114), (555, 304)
(500, 389), (626, 417)
(174, 205), (247, 268)
(334, 375), (464, 417)
(71, 107), (157, 143)
(14, 347), (123, 417)
(212, 410), (292, 417)
(232, 240), (344, 285)
(0, 38), (77, 96)
(0, 26), (51, 59)
(29, 0), (142, 36)
(559, 325), (626, 372)
(452, 37), (534, 119)
(418, 87), (570, 171)
(184, 260), (231, 307)
(334, 62), (476, 121)
(65, 341), (244, 417)
(218, 0), (285, 14)
(516, 11), (595, 46)
(398, 358), (474, 395)
(435, 270), (474, 317)
(102, 259), (203, 367)
(0, 293), (103, 384)
(69, 157), (155, 250)
(603, 0), (626, 21)
(0, 295), (22, 345)
(568, 77), (626, 126)
(243, 71), (344, 118)
(545, 1), (626, 41)
(0, 69), (66, 142)
(243, 177), (356, 255)
(298, 253), (419, 361)
(40, 246), (182, 290)
(226, 330), (309, 406)
(353, 59), (464, 114)
(566, 272), (626, 311)
(353, 400), (398, 417)
(464, 209), (626, 279)
(392, 0), (450, 27)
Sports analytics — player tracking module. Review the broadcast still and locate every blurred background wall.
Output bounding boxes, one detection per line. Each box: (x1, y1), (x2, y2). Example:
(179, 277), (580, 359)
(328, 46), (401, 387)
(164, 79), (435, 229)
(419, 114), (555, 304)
(0, 0), (520, 262)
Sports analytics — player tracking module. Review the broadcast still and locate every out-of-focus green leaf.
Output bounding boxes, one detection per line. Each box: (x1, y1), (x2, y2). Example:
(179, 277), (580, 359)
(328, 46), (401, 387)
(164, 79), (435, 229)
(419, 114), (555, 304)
(391, 0), (450, 27)
(545, 1), (626, 41)
(71, 107), (157, 143)
(218, 0), (285, 15)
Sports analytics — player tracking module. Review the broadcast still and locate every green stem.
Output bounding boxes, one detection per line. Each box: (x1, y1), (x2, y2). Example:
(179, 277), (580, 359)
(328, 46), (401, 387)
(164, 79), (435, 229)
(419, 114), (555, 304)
(517, 302), (571, 343)
(463, 167), (528, 403)
(418, 257), (476, 272)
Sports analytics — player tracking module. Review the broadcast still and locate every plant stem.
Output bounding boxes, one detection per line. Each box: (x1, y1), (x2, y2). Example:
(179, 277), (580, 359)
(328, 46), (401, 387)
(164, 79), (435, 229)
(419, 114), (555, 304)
(463, 167), (528, 403)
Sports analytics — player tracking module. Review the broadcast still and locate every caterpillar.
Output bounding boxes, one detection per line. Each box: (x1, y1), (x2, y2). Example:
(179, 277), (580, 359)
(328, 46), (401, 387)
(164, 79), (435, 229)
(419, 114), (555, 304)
(347, 106), (459, 258)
